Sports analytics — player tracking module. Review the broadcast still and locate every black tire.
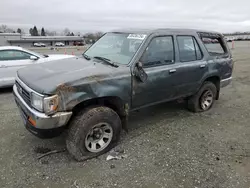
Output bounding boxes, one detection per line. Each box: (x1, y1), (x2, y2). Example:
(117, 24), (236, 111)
(187, 81), (217, 113)
(66, 106), (122, 161)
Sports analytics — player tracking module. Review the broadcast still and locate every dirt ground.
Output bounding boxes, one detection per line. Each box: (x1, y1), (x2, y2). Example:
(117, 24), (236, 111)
(0, 41), (250, 188)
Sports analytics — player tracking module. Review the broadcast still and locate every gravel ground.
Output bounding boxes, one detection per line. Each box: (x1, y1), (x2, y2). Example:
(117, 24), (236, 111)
(0, 41), (250, 188)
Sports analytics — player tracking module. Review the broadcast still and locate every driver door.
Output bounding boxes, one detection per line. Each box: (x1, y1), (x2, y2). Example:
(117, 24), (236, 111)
(132, 36), (178, 108)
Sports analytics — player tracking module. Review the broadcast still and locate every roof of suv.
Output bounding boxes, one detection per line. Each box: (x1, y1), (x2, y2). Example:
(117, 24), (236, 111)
(111, 28), (221, 35)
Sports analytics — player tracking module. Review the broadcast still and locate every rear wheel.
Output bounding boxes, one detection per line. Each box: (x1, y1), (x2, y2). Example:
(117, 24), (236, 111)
(187, 81), (217, 112)
(66, 106), (122, 161)
(200, 90), (214, 110)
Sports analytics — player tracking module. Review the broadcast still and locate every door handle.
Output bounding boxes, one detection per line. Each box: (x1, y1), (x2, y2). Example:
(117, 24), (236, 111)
(200, 64), (206, 68)
(0, 65), (7, 68)
(169, 69), (176, 73)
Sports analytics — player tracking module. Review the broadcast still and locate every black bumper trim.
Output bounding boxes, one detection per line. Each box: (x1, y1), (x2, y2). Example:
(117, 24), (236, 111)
(25, 121), (65, 139)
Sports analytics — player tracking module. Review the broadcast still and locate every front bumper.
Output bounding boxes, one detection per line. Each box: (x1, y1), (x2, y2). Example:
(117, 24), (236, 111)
(13, 84), (72, 138)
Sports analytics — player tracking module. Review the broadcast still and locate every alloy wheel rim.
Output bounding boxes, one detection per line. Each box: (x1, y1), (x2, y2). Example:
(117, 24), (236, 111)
(85, 122), (113, 153)
(200, 90), (214, 110)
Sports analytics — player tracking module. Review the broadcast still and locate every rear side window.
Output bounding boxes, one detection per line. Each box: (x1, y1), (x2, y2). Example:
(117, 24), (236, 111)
(177, 36), (203, 62)
(201, 36), (226, 55)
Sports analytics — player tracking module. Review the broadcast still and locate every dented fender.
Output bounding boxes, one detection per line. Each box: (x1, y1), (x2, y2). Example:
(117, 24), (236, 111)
(54, 69), (132, 112)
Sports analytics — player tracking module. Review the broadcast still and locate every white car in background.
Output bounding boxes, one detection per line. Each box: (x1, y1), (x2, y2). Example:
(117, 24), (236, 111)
(0, 46), (74, 88)
(55, 42), (65, 47)
(33, 42), (46, 47)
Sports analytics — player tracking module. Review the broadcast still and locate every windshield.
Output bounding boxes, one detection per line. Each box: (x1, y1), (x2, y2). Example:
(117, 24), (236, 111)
(84, 32), (147, 65)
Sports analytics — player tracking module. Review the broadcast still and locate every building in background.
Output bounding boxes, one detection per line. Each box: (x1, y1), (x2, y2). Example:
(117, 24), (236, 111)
(0, 33), (85, 47)
(0, 33), (21, 46)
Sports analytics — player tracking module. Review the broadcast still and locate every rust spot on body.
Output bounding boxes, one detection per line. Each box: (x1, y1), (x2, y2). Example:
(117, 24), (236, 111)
(56, 83), (76, 93)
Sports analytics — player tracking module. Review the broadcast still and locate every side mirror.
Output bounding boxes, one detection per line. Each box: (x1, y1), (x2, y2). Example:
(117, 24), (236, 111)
(30, 56), (38, 60)
(135, 61), (148, 82)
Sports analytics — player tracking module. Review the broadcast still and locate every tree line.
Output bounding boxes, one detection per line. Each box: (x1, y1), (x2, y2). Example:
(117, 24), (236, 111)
(0, 25), (78, 36)
(2, 24), (250, 38)
(0, 25), (20, 33)
(29, 26), (73, 36)
(0, 24), (104, 42)
(29, 26), (45, 36)
(224, 31), (250, 36)
(83, 32), (104, 43)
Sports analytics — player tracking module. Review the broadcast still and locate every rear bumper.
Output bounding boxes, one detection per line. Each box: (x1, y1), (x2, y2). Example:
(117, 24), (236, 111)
(13, 84), (72, 138)
(220, 77), (232, 88)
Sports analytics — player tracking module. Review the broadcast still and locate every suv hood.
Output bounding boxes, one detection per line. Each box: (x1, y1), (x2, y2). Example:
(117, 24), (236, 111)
(17, 56), (124, 94)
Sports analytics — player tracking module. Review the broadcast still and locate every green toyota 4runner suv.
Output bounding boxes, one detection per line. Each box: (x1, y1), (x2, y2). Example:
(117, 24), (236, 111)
(13, 28), (233, 161)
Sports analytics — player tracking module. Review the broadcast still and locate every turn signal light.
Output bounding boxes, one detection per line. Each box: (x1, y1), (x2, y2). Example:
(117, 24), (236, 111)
(28, 117), (36, 126)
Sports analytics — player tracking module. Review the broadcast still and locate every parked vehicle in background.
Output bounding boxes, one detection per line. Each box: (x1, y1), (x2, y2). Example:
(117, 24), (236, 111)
(0, 46), (74, 88)
(73, 41), (84, 46)
(211, 39), (219, 43)
(33, 42), (46, 47)
(202, 38), (212, 44)
(55, 42), (65, 47)
(13, 29), (233, 161)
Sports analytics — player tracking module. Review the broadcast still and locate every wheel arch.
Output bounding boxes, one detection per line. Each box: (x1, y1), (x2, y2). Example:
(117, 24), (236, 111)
(71, 96), (129, 129)
(202, 75), (220, 100)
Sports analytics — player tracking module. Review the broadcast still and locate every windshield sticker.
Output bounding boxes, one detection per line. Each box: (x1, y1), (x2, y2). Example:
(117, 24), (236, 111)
(127, 34), (147, 40)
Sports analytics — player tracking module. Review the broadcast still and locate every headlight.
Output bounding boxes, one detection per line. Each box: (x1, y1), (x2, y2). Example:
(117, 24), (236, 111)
(44, 95), (59, 115)
(31, 92), (43, 112)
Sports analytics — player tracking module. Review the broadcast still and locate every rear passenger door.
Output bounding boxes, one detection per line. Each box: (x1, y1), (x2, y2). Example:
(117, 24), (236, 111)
(173, 35), (208, 97)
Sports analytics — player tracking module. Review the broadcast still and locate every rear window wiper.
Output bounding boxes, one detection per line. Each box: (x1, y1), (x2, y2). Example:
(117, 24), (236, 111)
(93, 56), (119, 67)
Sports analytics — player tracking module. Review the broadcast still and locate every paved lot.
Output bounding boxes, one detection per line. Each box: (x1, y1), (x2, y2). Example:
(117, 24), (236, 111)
(0, 42), (250, 188)
(29, 46), (87, 56)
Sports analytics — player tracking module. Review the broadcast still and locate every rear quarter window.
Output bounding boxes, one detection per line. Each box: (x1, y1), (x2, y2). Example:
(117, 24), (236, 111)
(200, 35), (227, 56)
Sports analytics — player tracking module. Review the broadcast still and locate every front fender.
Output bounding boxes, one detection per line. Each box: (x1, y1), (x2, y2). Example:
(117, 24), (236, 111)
(56, 78), (131, 111)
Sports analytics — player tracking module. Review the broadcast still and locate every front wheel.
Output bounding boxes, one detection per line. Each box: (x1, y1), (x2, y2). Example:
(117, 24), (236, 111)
(66, 106), (122, 161)
(187, 81), (217, 112)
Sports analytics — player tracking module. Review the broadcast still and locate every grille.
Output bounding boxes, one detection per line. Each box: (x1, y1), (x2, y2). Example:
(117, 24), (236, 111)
(16, 81), (31, 106)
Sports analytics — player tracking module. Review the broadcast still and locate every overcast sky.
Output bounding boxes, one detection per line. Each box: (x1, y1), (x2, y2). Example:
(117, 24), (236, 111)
(1, 0), (250, 33)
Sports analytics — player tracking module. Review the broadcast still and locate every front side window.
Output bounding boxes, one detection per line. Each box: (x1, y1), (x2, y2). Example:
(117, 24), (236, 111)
(177, 36), (203, 62)
(141, 36), (174, 67)
(0, 50), (32, 61)
(84, 33), (146, 65)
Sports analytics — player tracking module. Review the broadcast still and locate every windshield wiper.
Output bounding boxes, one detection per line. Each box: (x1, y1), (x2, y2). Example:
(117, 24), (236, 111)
(82, 53), (91, 60)
(93, 56), (119, 67)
